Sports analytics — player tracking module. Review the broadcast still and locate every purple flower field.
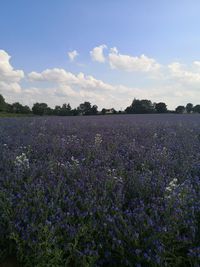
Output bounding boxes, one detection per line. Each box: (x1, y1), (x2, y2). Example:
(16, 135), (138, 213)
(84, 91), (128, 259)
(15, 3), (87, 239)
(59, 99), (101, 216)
(0, 114), (200, 266)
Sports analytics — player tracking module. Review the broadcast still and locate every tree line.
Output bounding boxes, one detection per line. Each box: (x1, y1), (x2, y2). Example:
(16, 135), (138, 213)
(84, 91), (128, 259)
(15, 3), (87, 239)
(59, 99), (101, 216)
(0, 93), (199, 116)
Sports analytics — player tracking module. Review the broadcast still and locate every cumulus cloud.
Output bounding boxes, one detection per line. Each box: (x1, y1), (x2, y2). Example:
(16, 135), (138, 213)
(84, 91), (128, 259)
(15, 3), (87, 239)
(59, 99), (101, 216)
(0, 50), (24, 94)
(0, 50), (24, 82)
(108, 48), (161, 73)
(193, 61), (200, 68)
(68, 50), (78, 62)
(27, 67), (148, 108)
(28, 68), (114, 91)
(90, 44), (107, 63)
(29, 68), (77, 83)
(168, 62), (200, 84)
(89, 45), (161, 74)
(0, 81), (21, 93)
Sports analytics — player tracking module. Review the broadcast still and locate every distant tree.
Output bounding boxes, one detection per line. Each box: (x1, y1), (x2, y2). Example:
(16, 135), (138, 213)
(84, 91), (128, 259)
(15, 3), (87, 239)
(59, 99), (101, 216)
(54, 103), (72, 116)
(78, 101), (92, 115)
(125, 99), (155, 114)
(71, 108), (80, 116)
(112, 108), (117, 114)
(90, 105), (98, 115)
(155, 102), (167, 113)
(175, 105), (185, 114)
(126, 99), (141, 113)
(60, 104), (67, 116)
(12, 102), (22, 113)
(101, 108), (106, 115)
(54, 105), (61, 115)
(193, 105), (200, 113)
(77, 102), (98, 115)
(32, 103), (48, 115)
(59, 103), (72, 116)
(6, 104), (13, 113)
(66, 103), (72, 115)
(45, 107), (53, 115)
(0, 94), (6, 111)
(21, 105), (31, 114)
(125, 106), (132, 114)
(186, 103), (193, 113)
(7, 102), (31, 114)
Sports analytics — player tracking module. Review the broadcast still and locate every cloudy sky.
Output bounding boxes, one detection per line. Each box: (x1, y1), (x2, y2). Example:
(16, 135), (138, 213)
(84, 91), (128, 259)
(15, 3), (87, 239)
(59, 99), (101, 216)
(1, 0), (200, 110)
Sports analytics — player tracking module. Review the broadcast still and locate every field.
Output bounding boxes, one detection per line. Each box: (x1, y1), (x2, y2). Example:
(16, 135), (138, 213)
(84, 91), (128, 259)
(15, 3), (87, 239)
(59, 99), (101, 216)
(0, 114), (200, 266)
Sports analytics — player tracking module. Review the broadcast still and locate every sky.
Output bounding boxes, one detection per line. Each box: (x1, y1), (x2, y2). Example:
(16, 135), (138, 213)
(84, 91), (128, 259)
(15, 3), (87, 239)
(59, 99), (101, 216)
(1, 0), (200, 110)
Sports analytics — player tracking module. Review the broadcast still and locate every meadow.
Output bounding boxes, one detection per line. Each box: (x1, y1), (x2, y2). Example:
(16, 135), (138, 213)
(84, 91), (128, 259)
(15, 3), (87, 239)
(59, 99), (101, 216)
(0, 114), (200, 267)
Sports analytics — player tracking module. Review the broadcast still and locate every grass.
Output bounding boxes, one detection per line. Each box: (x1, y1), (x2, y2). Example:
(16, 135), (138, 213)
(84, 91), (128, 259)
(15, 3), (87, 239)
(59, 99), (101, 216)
(0, 112), (33, 118)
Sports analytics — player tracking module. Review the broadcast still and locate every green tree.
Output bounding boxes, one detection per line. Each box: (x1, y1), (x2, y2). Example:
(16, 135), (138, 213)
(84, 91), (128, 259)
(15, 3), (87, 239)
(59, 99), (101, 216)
(101, 108), (106, 115)
(32, 103), (48, 115)
(175, 105), (185, 114)
(54, 105), (61, 115)
(0, 94), (6, 111)
(11, 102), (31, 114)
(90, 105), (98, 115)
(155, 102), (167, 113)
(78, 102), (92, 115)
(125, 99), (155, 114)
(60, 103), (72, 116)
(193, 105), (200, 113)
(186, 103), (193, 113)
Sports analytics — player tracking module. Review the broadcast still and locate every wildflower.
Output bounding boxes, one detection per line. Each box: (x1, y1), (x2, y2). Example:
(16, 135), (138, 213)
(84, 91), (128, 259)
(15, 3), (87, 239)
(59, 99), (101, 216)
(165, 178), (179, 200)
(14, 152), (30, 169)
(165, 178), (178, 192)
(94, 133), (102, 146)
(71, 156), (79, 166)
(153, 133), (158, 139)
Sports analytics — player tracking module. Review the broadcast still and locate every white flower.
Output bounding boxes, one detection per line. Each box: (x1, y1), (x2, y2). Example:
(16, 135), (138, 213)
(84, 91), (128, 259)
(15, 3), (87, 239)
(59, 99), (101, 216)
(153, 133), (158, 139)
(14, 153), (30, 169)
(71, 156), (80, 166)
(165, 178), (178, 199)
(95, 133), (102, 146)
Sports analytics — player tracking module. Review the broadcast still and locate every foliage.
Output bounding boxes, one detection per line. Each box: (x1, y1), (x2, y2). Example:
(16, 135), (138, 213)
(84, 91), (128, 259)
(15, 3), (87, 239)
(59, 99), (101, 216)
(0, 94), (6, 112)
(155, 102), (167, 113)
(126, 99), (156, 114)
(32, 103), (49, 115)
(193, 105), (200, 113)
(78, 102), (98, 115)
(186, 103), (193, 114)
(175, 105), (185, 114)
(9, 102), (31, 114)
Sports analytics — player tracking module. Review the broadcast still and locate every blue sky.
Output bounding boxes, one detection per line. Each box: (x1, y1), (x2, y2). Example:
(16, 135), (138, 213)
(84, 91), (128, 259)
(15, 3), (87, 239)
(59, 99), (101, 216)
(1, 0), (200, 109)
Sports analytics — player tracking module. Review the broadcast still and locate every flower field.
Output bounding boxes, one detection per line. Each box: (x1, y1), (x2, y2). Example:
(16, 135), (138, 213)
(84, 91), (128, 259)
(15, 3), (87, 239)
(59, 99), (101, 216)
(0, 114), (200, 266)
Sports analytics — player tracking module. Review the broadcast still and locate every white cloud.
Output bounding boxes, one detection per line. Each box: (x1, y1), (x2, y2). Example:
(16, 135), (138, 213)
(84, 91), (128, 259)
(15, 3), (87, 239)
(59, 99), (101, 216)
(168, 62), (200, 83)
(110, 47), (118, 54)
(0, 81), (21, 93)
(108, 48), (161, 73)
(0, 50), (24, 82)
(0, 50), (24, 94)
(28, 68), (114, 91)
(193, 61), (200, 68)
(29, 68), (77, 83)
(27, 67), (147, 108)
(68, 50), (78, 62)
(90, 44), (107, 63)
